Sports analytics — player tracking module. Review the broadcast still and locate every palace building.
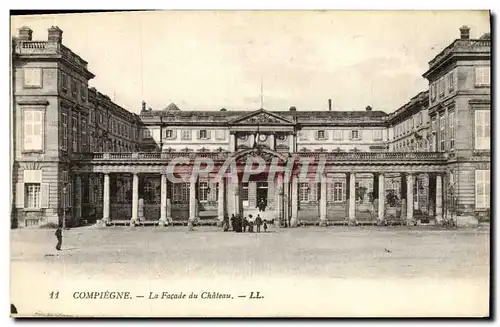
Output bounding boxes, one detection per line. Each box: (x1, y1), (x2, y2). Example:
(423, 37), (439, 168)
(11, 25), (490, 228)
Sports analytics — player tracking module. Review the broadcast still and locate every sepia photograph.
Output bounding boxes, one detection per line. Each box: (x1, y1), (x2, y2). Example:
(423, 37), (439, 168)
(9, 10), (491, 317)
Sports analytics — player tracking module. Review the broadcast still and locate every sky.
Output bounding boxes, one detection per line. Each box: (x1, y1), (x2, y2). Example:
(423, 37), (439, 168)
(11, 11), (490, 114)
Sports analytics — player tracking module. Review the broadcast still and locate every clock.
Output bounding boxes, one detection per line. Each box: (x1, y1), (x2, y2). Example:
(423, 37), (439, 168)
(258, 134), (268, 142)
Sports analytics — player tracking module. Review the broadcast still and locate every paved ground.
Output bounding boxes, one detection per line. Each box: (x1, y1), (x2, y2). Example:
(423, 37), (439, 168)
(10, 225), (490, 317)
(11, 225), (490, 280)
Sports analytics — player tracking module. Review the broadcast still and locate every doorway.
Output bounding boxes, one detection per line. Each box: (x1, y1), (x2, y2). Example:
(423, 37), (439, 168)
(256, 182), (268, 211)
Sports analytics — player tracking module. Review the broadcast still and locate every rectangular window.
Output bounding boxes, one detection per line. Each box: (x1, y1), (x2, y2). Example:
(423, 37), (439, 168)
(431, 83), (436, 100)
(72, 116), (78, 152)
(81, 84), (87, 101)
(438, 78), (445, 97)
(25, 183), (41, 208)
(417, 112), (423, 126)
(172, 183), (189, 203)
(475, 110), (490, 150)
(61, 72), (68, 92)
(333, 130), (343, 140)
(181, 130), (192, 140)
(72, 80), (78, 97)
(165, 130), (174, 139)
(299, 183), (310, 202)
(61, 112), (68, 151)
(333, 182), (344, 203)
(24, 68), (42, 88)
(199, 130), (209, 139)
(241, 182), (249, 201)
(316, 130), (326, 140)
(475, 66), (490, 86)
(23, 110), (43, 151)
(198, 181), (209, 202)
(351, 130), (359, 140)
(475, 170), (490, 209)
(215, 130), (225, 140)
(373, 130), (382, 141)
(142, 129), (151, 139)
(449, 112), (455, 150)
(89, 109), (94, 125)
(81, 119), (87, 150)
(439, 115), (446, 152)
(409, 118), (414, 130)
(448, 72), (455, 91)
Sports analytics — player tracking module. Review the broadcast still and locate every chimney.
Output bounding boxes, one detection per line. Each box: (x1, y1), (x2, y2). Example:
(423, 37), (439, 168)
(18, 26), (33, 41)
(47, 26), (63, 43)
(459, 25), (470, 40)
(289, 106), (296, 112)
(328, 99), (332, 111)
(141, 101), (146, 111)
(366, 105), (372, 111)
(220, 108), (227, 111)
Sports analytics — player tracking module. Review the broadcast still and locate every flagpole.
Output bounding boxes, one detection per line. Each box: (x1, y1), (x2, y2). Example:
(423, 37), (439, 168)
(260, 76), (263, 109)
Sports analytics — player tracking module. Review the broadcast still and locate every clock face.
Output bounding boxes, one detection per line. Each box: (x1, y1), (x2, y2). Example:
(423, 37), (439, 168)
(258, 134), (268, 142)
(238, 135), (248, 141)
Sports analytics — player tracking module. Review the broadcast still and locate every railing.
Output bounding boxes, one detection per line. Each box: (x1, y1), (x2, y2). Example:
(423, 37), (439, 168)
(73, 151), (447, 162)
(296, 152), (446, 161)
(16, 41), (89, 69)
(429, 39), (491, 67)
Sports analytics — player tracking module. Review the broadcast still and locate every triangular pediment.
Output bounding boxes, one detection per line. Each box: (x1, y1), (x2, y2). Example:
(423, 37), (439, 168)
(230, 109), (294, 125)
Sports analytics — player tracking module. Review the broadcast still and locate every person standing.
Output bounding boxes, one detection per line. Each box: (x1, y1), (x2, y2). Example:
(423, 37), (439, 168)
(255, 214), (262, 233)
(230, 214), (236, 232)
(55, 225), (63, 251)
(223, 214), (230, 232)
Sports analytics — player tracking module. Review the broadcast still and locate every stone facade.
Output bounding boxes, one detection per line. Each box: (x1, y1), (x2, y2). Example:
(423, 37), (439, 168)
(11, 25), (490, 228)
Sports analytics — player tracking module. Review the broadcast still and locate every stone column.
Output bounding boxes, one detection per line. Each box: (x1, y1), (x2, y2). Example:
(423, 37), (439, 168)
(435, 174), (443, 222)
(349, 173), (356, 221)
(428, 173), (436, 216)
(218, 177), (225, 223)
(275, 173), (284, 226)
(378, 173), (385, 221)
(373, 173), (379, 199)
(229, 132), (236, 152)
(75, 174), (82, 220)
(400, 173), (407, 220)
(159, 174), (167, 226)
(103, 173), (110, 222)
(131, 173), (139, 224)
(189, 174), (197, 222)
(406, 173), (414, 223)
(319, 175), (327, 226)
(269, 133), (276, 151)
(291, 174), (298, 227)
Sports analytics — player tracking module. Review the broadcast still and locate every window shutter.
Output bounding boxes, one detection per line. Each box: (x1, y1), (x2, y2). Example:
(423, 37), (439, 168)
(207, 130), (212, 139)
(358, 130), (363, 140)
(16, 183), (24, 208)
(41, 183), (50, 208)
(197, 130), (201, 139)
(172, 130), (177, 139)
(348, 131), (353, 140)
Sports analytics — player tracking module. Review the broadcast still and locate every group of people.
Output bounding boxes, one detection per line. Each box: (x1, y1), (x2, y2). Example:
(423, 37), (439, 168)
(223, 213), (268, 233)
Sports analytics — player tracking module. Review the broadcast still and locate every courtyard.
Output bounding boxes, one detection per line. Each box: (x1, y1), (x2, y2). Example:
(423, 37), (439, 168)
(10, 225), (490, 317)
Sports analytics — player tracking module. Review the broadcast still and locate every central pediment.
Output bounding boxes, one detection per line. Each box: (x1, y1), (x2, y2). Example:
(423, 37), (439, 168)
(230, 109), (294, 125)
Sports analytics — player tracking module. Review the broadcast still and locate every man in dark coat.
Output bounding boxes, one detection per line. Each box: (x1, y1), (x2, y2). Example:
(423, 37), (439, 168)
(55, 226), (63, 251)
(255, 214), (263, 233)
(230, 214), (236, 232)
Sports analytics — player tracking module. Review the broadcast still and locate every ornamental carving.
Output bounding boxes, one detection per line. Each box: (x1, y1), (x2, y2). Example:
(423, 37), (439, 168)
(241, 113), (284, 124)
